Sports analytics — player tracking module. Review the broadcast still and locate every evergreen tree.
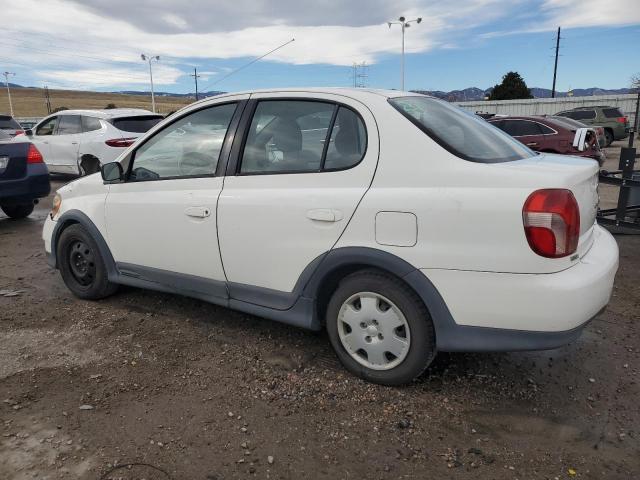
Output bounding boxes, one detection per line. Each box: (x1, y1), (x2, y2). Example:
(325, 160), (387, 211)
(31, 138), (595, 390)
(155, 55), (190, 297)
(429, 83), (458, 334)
(488, 72), (533, 100)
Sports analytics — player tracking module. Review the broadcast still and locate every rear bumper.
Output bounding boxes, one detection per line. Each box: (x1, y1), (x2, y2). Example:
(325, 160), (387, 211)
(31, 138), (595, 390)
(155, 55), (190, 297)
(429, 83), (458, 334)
(0, 164), (50, 204)
(424, 225), (619, 352)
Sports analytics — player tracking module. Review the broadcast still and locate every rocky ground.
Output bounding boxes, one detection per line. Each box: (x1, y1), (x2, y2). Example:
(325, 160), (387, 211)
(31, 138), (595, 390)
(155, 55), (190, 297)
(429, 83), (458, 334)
(0, 141), (638, 479)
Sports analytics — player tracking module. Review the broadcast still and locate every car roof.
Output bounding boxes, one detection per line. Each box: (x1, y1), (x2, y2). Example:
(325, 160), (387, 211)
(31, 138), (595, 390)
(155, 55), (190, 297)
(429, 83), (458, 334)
(50, 108), (159, 119)
(190, 87), (425, 107)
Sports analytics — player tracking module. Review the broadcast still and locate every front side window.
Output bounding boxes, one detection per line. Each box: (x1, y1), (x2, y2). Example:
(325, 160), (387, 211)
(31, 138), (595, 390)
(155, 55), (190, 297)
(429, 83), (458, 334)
(36, 117), (58, 136)
(390, 96), (533, 163)
(129, 103), (236, 181)
(57, 115), (83, 135)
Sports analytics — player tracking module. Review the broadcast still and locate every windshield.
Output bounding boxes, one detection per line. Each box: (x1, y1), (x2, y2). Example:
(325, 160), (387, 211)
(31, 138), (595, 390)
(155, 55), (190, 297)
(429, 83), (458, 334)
(388, 96), (534, 163)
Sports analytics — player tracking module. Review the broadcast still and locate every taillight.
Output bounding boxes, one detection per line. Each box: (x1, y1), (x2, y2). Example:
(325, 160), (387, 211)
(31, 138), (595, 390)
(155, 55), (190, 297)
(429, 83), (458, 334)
(616, 117), (627, 124)
(522, 189), (580, 258)
(14, 130), (24, 136)
(26, 144), (44, 164)
(105, 138), (136, 147)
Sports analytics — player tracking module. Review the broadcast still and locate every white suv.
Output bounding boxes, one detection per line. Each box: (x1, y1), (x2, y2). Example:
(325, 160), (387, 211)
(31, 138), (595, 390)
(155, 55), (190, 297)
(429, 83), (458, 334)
(42, 89), (619, 385)
(20, 109), (163, 175)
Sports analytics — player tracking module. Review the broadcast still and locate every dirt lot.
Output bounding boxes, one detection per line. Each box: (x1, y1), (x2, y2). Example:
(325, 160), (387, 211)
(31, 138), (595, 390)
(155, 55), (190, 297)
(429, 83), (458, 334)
(1, 141), (639, 479)
(2, 87), (191, 118)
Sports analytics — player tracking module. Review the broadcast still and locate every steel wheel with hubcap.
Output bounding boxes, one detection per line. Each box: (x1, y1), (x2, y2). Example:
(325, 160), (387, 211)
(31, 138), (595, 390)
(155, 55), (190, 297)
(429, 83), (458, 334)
(68, 240), (96, 287)
(337, 292), (411, 370)
(326, 270), (436, 386)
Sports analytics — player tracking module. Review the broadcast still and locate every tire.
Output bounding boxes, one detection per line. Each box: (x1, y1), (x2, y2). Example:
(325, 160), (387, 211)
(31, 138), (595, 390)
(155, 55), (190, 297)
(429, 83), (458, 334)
(79, 155), (100, 176)
(1, 203), (34, 219)
(325, 270), (436, 386)
(604, 130), (614, 147)
(56, 224), (118, 300)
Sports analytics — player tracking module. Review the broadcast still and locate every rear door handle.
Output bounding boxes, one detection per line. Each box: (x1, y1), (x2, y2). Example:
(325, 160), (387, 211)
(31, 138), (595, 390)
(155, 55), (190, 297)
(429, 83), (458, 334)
(185, 206), (211, 218)
(526, 142), (538, 147)
(307, 208), (343, 222)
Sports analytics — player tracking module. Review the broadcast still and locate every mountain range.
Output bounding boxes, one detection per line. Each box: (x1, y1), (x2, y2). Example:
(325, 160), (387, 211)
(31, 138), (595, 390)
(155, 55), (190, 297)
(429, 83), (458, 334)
(4, 83), (635, 101)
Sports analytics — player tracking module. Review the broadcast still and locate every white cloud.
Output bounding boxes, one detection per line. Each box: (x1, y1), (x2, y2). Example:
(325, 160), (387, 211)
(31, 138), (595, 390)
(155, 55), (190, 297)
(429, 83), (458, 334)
(37, 65), (184, 88)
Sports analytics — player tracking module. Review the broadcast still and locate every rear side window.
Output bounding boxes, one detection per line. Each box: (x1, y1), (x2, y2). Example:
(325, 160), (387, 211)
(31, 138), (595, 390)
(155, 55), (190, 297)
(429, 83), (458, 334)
(0, 116), (21, 130)
(538, 123), (556, 134)
(239, 100), (366, 174)
(57, 115), (83, 135)
(112, 115), (163, 133)
(390, 96), (533, 163)
(602, 108), (624, 118)
(499, 120), (542, 136)
(559, 110), (596, 120)
(82, 116), (102, 132)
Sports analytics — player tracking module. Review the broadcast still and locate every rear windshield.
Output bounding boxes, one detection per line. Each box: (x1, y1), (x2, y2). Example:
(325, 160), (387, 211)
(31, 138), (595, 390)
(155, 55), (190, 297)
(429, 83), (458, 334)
(388, 97), (533, 163)
(0, 116), (21, 130)
(602, 107), (624, 118)
(111, 115), (163, 133)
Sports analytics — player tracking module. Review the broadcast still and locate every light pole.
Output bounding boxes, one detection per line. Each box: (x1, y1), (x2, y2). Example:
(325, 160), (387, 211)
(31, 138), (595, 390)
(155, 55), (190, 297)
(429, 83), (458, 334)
(388, 16), (421, 91)
(3, 71), (15, 116)
(141, 54), (160, 113)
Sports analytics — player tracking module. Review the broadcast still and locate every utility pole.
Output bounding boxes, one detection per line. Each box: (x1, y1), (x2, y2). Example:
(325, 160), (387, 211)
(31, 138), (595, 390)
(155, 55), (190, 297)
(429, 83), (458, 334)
(141, 54), (160, 113)
(388, 17), (422, 91)
(351, 62), (368, 88)
(3, 71), (15, 116)
(551, 27), (561, 98)
(44, 85), (52, 114)
(190, 68), (201, 100)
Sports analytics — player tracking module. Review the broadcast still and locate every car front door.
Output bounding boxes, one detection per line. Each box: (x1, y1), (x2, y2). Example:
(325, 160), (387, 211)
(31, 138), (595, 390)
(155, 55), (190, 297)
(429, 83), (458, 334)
(49, 115), (83, 174)
(31, 116), (58, 166)
(217, 93), (378, 308)
(104, 96), (247, 299)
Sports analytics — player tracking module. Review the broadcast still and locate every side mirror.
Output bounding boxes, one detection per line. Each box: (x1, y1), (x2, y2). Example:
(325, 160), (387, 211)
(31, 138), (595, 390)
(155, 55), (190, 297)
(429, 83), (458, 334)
(24, 129), (33, 136)
(101, 162), (123, 182)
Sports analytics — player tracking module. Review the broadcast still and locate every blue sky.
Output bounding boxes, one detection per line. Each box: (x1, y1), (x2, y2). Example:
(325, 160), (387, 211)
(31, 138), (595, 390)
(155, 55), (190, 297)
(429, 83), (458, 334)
(1, 0), (639, 95)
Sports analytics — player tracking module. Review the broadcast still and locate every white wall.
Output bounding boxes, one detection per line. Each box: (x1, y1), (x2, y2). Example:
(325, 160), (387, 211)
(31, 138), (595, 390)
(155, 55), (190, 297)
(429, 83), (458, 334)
(455, 94), (639, 126)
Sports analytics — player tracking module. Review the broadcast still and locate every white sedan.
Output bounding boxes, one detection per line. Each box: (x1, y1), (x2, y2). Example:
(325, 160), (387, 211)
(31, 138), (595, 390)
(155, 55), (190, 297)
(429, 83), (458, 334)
(42, 88), (619, 385)
(18, 109), (163, 175)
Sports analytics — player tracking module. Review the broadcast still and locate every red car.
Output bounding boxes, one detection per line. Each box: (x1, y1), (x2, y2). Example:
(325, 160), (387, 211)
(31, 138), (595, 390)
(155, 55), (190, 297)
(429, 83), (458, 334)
(488, 115), (604, 165)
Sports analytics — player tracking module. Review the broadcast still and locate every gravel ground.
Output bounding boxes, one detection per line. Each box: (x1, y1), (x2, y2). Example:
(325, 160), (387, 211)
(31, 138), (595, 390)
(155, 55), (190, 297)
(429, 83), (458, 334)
(1, 141), (639, 479)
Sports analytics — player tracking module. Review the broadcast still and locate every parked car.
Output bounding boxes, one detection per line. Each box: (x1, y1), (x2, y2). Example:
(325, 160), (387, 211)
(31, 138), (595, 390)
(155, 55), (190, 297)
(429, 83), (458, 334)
(0, 114), (24, 138)
(547, 115), (607, 148)
(555, 106), (629, 146)
(16, 109), (163, 175)
(43, 89), (619, 385)
(488, 115), (604, 165)
(0, 141), (50, 218)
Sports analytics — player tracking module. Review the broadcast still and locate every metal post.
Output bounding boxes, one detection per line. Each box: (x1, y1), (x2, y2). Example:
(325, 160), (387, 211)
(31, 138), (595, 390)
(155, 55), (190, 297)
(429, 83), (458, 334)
(551, 27), (560, 99)
(190, 67), (200, 100)
(148, 60), (156, 113)
(629, 88), (639, 149)
(3, 72), (15, 116)
(401, 23), (405, 91)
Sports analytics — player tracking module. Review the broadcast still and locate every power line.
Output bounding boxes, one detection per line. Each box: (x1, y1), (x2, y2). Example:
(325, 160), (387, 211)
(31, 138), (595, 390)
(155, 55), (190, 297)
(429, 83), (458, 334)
(199, 38), (295, 91)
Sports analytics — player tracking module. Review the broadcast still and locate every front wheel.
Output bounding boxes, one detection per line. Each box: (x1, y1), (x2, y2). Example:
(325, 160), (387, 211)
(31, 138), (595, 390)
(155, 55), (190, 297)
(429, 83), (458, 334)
(1, 203), (35, 219)
(326, 270), (436, 386)
(57, 224), (118, 300)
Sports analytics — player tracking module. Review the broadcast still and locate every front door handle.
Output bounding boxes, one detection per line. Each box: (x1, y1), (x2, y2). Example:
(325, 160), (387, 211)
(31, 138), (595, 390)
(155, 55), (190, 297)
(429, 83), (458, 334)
(307, 208), (343, 222)
(185, 206), (211, 218)
(526, 142), (538, 147)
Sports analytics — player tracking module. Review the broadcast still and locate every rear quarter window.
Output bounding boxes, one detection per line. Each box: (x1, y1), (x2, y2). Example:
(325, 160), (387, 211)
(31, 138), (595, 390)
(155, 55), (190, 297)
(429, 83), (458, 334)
(389, 96), (533, 163)
(112, 116), (163, 133)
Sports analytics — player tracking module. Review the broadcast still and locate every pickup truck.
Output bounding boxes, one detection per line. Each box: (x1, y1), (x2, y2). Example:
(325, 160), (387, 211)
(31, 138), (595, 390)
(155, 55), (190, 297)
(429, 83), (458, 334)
(0, 141), (50, 218)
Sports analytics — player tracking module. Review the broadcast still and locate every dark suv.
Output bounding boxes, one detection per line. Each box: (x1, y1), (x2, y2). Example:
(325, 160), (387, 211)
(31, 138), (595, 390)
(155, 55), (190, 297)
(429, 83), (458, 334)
(555, 106), (628, 146)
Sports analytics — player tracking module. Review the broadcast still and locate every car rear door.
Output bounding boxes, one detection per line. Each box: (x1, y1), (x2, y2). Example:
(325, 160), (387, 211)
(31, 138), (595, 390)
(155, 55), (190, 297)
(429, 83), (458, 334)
(104, 96), (247, 298)
(501, 119), (545, 150)
(49, 115), (82, 174)
(216, 92), (378, 308)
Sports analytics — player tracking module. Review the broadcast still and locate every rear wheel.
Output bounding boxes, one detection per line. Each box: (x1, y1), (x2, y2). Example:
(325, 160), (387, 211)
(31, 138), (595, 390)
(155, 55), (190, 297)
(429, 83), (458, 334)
(604, 129), (614, 147)
(1, 203), (34, 219)
(57, 224), (117, 299)
(326, 270), (436, 386)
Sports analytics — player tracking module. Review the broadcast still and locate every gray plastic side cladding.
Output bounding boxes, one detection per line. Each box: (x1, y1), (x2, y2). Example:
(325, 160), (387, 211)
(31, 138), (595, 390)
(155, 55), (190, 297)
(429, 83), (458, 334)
(49, 210), (119, 281)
